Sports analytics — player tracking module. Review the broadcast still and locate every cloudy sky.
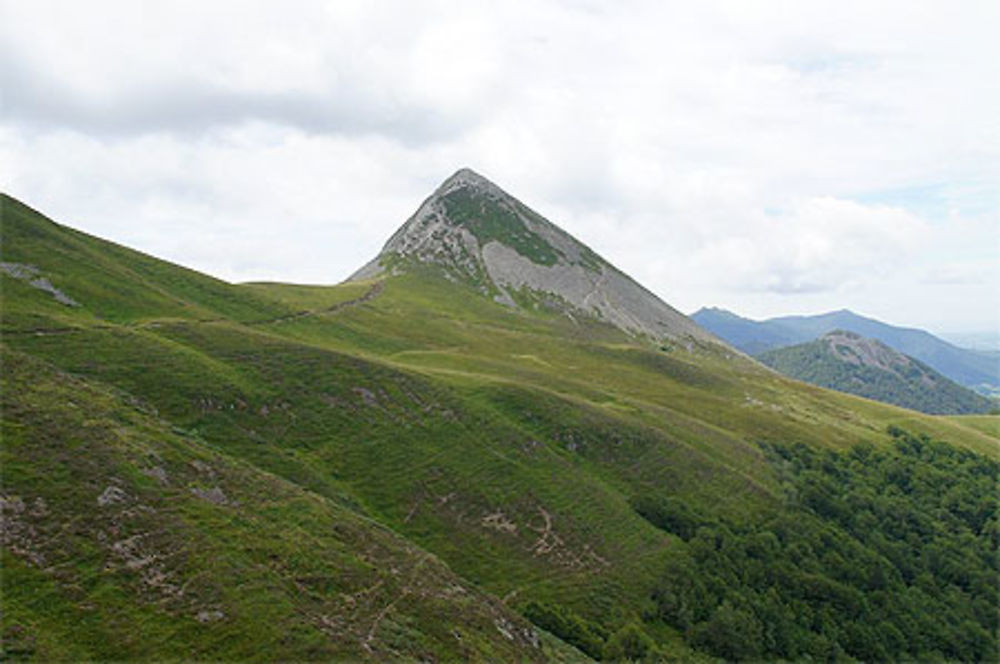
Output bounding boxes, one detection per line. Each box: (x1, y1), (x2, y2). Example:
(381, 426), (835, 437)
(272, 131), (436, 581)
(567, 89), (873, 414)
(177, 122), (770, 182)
(2, 0), (998, 335)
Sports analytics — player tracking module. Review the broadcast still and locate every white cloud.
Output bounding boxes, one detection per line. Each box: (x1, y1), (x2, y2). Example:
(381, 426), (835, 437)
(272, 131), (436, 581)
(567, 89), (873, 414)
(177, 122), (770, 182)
(688, 197), (930, 294)
(1, 0), (997, 332)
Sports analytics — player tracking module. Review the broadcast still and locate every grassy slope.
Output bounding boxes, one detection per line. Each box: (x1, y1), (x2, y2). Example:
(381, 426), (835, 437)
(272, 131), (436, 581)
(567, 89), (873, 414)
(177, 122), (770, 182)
(757, 337), (996, 415)
(255, 272), (997, 457)
(3, 195), (998, 658)
(0, 194), (294, 330)
(1, 348), (561, 662)
(944, 414), (1000, 438)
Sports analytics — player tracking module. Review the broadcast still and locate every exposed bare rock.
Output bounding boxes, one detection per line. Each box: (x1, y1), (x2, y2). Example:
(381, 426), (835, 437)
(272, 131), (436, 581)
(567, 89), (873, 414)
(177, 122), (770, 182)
(481, 510), (518, 534)
(142, 466), (169, 485)
(352, 386), (380, 407)
(0, 262), (80, 306)
(190, 460), (216, 477)
(1, 494), (46, 566)
(347, 168), (717, 345)
(97, 485), (129, 507)
(196, 610), (225, 623)
(824, 330), (925, 378)
(190, 486), (230, 505)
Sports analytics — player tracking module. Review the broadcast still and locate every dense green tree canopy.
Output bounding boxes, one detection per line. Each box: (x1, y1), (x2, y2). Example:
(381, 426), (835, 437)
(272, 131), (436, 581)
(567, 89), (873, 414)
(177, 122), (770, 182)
(644, 428), (998, 662)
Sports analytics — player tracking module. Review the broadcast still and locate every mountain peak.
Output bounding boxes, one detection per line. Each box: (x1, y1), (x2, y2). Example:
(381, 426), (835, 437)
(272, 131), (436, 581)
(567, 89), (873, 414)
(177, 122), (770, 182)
(759, 329), (996, 414)
(438, 167), (496, 192)
(820, 329), (904, 371)
(693, 306), (742, 319)
(348, 169), (715, 344)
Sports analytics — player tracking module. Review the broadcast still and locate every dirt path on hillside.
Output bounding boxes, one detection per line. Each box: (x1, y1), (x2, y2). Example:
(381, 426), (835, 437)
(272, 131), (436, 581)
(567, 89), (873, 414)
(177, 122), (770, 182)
(1, 281), (385, 338)
(247, 281), (384, 326)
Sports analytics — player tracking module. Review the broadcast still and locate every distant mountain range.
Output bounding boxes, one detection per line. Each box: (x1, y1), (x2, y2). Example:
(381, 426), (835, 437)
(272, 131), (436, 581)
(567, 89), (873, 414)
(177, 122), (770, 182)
(692, 307), (999, 395)
(758, 330), (996, 415)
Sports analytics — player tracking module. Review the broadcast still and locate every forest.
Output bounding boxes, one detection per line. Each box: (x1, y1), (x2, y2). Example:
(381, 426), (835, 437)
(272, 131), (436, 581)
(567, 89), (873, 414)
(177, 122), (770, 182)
(640, 428), (998, 661)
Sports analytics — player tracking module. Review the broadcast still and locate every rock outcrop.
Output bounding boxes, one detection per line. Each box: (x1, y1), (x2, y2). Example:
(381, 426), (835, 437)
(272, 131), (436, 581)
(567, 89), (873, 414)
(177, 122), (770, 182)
(350, 168), (714, 344)
(758, 330), (997, 414)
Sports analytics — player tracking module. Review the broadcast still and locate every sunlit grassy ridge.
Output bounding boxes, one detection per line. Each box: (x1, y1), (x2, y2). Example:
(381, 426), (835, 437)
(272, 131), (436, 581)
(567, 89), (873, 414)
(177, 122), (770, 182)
(2, 194), (997, 660)
(0, 196), (293, 330)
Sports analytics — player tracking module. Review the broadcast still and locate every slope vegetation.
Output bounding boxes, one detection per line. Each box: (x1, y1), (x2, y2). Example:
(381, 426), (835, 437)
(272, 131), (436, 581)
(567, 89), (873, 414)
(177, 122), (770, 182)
(2, 183), (998, 661)
(0, 194), (294, 331)
(758, 331), (997, 415)
(1, 348), (552, 662)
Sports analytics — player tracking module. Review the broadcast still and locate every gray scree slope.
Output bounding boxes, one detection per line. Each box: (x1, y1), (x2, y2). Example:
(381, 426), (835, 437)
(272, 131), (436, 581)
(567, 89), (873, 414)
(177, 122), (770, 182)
(349, 168), (715, 344)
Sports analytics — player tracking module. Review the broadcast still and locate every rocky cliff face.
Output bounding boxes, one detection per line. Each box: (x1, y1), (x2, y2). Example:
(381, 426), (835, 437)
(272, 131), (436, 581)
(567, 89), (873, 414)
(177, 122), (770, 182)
(350, 168), (714, 344)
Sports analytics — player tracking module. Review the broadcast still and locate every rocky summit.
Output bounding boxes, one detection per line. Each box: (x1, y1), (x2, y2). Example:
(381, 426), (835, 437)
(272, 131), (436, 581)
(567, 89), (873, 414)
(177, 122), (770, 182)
(822, 330), (925, 374)
(758, 330), (996, 414)
(351, 168), (713, 344)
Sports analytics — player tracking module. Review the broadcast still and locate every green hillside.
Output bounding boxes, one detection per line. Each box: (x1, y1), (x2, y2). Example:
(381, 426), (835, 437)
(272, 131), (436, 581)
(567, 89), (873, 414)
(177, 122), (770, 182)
(0, 195), (294, 331)
(2, 188), (998, 661)
(758, 330), (998, 415)
(1, 349), (560, 662)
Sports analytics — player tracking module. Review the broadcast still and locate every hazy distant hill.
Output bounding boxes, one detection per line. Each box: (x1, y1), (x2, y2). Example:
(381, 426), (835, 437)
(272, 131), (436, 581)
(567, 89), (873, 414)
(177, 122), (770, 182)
(692, 307), (999, 393)
(689, 307), (799, 355)
(758, 330), (997, 415)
